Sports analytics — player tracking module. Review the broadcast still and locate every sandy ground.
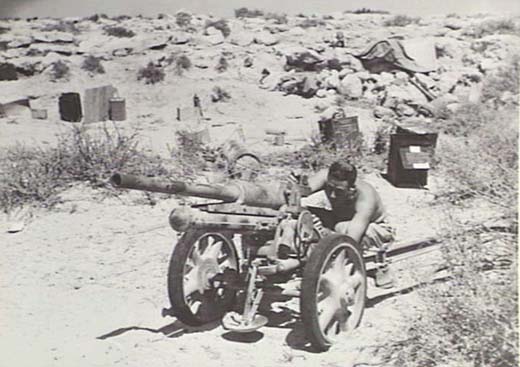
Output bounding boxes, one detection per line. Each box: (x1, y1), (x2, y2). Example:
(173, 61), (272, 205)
(0, 46), (493, 367)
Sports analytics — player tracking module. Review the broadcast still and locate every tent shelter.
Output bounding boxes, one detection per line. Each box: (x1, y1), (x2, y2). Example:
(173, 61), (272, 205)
(355, 38), (436, 74)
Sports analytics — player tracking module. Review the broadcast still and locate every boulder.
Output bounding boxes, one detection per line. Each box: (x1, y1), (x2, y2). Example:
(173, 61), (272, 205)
(384, 84), (428, 105)
(479, 58), (506, 74)
(436, 71), (462, 94)
(373, 106), (395, 119)
(285, 49), (323, 71)
(33, 31), (75, 43)
(6, 36), (33, 48)
(287, 27), (306, 36)
(316, 89), (328, 98)
(229, 32), (254, 47)
(170, 31), (191, 44)
(254, 32), (279, 46)
(203, 33), (225, 46)
(325, 71), (340, 90)
(353, 71), (371, 81)
(394, 71), (409, 85)
(335, 52), (364, 72)
(338, 74), (362, 99)
(444, 19), (464, 30)
(377, 72), (395, 87)
(395, 103), (417, 117)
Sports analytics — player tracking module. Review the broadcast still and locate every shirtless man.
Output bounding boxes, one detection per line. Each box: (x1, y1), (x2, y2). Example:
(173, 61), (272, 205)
(302, 160), (395, 288)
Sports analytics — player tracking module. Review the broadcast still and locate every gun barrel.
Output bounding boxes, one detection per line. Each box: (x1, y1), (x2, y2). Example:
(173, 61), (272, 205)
(110, 173), (287, 209)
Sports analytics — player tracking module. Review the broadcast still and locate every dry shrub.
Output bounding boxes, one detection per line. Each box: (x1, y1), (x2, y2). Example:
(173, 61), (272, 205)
(175, 54), (191, 75)
(385, 75), (518, 366)
(49, 60), (70, 80)
(387, 224), (518, 367)
(215, 56), (228, 73)
(297, 17), (326, 28)
(205, 19), (231, 38)
(85, 13), (108, 22)
(262, 133), (363, 172)
(383, 14), (420, 27)
(210, 86), (231, 102)
(175, 11), (192, 27)
(137, 62), (165, 84)
(41, 20), (80, 34)
(170, 130), (208, 177)
(345, 8), (390, 14)
(264, 12), (288, 24)
(81, 55), (105, 74)
(480, 55), (519, 104)
(103, 26), (135, 38)
(471, 18), (519, 38)
(234, 7), (264, 18)
(0, 125), (169, 212)
(438, 108), (518, 213)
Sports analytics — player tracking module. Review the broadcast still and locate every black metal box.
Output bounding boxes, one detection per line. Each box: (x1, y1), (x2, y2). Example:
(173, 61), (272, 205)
(387, 123), (438, 187)
(318, 115), (361, 150)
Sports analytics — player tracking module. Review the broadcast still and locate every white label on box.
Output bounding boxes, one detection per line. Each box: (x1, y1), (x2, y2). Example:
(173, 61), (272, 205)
(413, 162), (430, 169)
(409, 146), (421, 153)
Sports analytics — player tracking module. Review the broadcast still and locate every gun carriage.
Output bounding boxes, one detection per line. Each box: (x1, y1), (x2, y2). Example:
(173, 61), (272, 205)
(110, 173), (437, 351)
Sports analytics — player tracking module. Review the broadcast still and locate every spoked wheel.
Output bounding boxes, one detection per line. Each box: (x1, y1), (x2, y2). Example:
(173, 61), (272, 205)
(168, 230), (239, 326)
(301, 234), (367, 351)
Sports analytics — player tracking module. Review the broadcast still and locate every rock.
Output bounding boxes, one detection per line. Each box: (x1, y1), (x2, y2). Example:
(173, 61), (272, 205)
(338, 74), (362, 99)
(204, 33), (225, 46)
(6, 36), (33, 48)
(170, 31), (191, 44)
(285, 49), (323, 71)
(468, 83), (483, 104)
(28, 43), (76, 56)
(325, 71), (340, 89)
(316, 89), (328, 98)
(434, 37), (467, 60)
(254, 32), (279, 46)
(500, 91), (519, 105)
(373, 106), (395, 119)
(444, 19), (464, 30)
(394, 71), (409, 85)
(436, 71), (462, 94)
(339, 69), (353, 78)
(354, 71), (370, 81)
(229, 32), (254, 46)
(384, 84), (428, 105)
(33, 31), (75, 43)
(363, 89), (379, 104)
(446, 102), (461, 113)
(377, 72), (395, 87)
(479, 58), (506, 74)
(287, 27), (306, 36)
(7, 220), (25, 233)
(395, 103), (416, 117)
(243, 57), (253, 68)
(336, 52), (364, 72)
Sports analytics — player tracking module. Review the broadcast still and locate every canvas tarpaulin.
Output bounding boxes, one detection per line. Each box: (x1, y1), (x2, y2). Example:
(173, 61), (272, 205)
(355, 38), (436, 73)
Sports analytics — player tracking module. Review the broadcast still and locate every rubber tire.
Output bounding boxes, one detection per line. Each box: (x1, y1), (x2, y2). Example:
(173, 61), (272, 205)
(301, 234), (367, 352)
(167, 230), (238, 326)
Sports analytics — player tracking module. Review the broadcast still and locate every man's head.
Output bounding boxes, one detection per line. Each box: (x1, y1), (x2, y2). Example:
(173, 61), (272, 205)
(325, 161), (357, 203)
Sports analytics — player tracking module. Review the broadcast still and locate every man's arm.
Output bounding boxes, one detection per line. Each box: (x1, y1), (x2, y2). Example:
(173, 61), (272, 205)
(335, 187), (378, 243)
(341, 210), (372, 243)
(306, 169), (328, 193)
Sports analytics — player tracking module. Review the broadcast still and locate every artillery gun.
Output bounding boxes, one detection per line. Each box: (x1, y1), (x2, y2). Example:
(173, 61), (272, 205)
(110, 173), (437, 351)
